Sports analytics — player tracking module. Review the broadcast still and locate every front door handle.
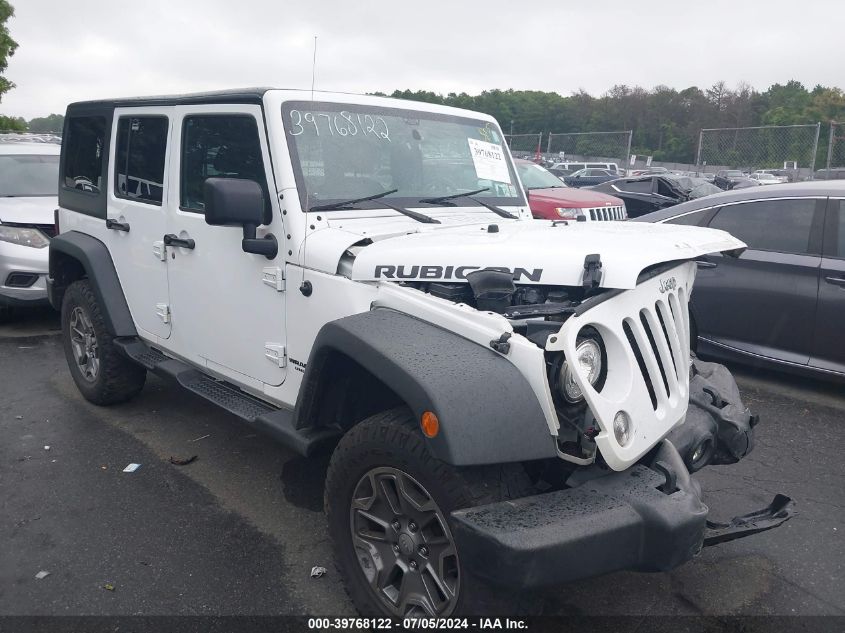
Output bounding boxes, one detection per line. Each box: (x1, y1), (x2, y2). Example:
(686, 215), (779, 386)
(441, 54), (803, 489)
(163, 234), (195, 250)
(825, 276), (845, 287)
(106, 218), (130, 232)
(696, 259), (718, 269)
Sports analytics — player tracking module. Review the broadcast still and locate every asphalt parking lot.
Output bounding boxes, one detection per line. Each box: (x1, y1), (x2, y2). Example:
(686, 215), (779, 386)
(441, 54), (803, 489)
(1, 309), (843, 618)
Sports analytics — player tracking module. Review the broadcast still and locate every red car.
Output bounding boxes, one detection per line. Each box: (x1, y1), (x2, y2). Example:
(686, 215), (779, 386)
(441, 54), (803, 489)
(515, 159), (627, 222)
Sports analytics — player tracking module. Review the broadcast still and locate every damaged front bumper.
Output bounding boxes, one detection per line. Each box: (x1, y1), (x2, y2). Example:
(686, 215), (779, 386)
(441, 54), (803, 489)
(450, 358), (794, 588)
(451, 441), (793, 588)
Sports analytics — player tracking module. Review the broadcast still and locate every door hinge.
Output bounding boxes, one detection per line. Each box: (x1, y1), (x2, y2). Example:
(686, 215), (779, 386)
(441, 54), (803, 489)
(156, 303), (171, 324)
(262, 266), (285, 291)
(264, 343), (287, 368)
(153, 240), (167, 261)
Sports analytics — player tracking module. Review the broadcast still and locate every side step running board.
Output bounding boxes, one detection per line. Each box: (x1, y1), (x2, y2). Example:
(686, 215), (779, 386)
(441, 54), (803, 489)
(114, 338), (341, 457)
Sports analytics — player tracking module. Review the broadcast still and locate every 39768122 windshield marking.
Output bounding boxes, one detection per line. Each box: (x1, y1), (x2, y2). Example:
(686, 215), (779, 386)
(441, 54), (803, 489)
(289, 109), (390, 141)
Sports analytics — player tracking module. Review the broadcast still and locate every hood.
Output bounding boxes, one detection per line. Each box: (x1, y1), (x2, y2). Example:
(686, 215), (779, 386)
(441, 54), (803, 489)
(528, 187), (623, 208)
(349, 219), (745, 289)
(0, 196), (58, 225)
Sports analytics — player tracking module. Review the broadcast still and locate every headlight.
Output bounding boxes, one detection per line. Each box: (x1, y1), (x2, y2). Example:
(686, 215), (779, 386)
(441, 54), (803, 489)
(555, 207), (585, 220)
(559, 338), (602, 403)
(0, 225), (49, 249)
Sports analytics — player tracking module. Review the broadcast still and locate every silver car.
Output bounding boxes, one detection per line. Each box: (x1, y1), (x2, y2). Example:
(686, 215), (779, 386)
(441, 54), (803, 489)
(0, 141), (60, 319)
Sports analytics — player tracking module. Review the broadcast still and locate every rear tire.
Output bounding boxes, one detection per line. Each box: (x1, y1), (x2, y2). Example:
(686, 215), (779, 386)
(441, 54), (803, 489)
(325, 408), (539, 617)
(61, 279), (146, 405)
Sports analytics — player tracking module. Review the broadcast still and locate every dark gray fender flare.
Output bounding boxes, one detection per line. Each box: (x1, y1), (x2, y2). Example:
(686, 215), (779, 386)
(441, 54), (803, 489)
(295, 309), (558, 466)
(48, 230), (137, 337)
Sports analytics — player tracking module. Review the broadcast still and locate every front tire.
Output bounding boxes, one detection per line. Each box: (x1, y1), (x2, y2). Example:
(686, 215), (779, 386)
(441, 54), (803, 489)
(61, 279), (146, 405)
(325, 408), (537, 617)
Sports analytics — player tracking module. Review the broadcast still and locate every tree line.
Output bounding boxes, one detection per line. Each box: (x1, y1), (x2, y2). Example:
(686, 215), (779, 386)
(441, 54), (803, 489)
(379, 81), (845, 164)
(4, 83), (845, 165)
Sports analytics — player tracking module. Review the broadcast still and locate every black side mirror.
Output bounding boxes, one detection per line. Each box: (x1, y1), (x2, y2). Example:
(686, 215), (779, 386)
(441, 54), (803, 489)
(204, 177), (278, 259)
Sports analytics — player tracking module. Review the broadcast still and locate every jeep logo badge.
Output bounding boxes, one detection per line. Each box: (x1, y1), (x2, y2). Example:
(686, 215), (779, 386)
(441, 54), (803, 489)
(659, 277), (677, 293)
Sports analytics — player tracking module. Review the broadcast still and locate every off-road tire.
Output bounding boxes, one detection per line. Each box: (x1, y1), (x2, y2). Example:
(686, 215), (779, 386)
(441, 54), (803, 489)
(325, 407), (541, 616)
(61, 279), (146, 405)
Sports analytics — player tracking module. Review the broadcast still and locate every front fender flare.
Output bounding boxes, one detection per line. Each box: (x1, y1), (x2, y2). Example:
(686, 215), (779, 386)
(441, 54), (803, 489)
(295, 309), (558, 466)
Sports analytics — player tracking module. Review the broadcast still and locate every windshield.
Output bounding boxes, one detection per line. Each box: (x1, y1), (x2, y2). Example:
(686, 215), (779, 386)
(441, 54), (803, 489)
(516, 162), (566, 189)
(282, 101), (524, 210)
(0, 154), (59, 197)
(725, 170), (744, 177)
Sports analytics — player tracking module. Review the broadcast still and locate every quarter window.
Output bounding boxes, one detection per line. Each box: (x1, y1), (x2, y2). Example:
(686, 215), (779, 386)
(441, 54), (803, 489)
(63, 116), (107, 193)
(708, 199), (817, 254)
(115, 116), (168, 204)
(180, 115), (268, 218)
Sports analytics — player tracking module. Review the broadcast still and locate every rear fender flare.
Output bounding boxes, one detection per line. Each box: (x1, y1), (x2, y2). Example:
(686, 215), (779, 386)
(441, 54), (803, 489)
(48, 230), (136, 337)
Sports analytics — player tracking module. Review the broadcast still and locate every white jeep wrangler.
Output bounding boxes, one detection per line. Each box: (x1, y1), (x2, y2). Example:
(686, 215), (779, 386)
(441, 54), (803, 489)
(48, 89), (792, 616)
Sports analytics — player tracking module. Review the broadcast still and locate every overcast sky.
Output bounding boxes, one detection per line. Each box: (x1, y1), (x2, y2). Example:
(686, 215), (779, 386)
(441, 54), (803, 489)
(2, 0), (842, 120)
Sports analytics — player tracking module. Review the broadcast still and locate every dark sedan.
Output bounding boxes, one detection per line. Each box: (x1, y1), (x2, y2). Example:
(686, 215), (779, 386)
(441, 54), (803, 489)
(589, 174), (721, 217)
(562, 168), (617, 188)
(634, 181), (845, 381)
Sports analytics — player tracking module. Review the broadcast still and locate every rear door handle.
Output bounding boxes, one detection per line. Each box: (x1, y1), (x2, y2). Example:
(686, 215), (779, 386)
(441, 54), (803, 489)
(106, 218), (130, 232)
(696, 259), (718, 269)
(825, 276), (845, 287)
(163, 234), (195, 250)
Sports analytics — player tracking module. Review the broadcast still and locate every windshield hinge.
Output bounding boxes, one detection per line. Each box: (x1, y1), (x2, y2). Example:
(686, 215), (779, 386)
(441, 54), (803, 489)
(262, 266), (285, 291)
(582, 254), (603, 295)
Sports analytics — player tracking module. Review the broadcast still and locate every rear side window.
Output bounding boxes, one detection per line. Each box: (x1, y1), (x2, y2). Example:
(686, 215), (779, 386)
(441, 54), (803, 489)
(115, 116), (168, 205)
(180, 115), (268, 219)
(63, 116), (107, 193)
(666, 209), (712, 226)
(620, 179), (652, 193)
(708, 199), (817, 254)
(825, 199), (845, 259)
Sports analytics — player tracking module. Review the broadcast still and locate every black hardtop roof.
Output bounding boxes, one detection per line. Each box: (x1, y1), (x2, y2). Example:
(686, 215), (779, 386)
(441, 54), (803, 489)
(66, 87), (276, 111)
(633, 180), (845, 223)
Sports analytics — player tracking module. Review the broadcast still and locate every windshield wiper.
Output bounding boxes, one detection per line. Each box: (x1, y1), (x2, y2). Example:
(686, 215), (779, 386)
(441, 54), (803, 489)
(309, 188), (398, 212)
(525, 185), (565, 190)
(419, 187), (518, 219)
(418, 187), (490, 204)
(376, 200), (440, 224)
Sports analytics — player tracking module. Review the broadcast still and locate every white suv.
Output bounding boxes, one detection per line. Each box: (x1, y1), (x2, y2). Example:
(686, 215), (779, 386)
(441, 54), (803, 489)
(48, 89), (792, 616)
(0, 141), (60, 319)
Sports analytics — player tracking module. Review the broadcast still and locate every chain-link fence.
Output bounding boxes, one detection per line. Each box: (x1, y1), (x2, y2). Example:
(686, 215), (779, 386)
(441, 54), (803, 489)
(821, 121), (845, 178)
(696, 123), (821, 174)
(546, 130), (632, 166)
(503, 133), (543, 158)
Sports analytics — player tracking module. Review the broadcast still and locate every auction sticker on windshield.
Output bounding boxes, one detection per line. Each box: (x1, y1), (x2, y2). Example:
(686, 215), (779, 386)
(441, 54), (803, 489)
(467, 138), (511, 184)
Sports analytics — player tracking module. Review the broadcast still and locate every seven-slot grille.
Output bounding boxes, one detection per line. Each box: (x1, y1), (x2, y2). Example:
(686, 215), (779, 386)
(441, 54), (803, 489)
(587, 205), (626, 221)
(621, 283), (689, 412)
(548, 262), (696, 470)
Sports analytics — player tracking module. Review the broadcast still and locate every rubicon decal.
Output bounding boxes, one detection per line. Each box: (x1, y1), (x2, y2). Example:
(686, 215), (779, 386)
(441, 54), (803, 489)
(374, 265), (543, 282)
